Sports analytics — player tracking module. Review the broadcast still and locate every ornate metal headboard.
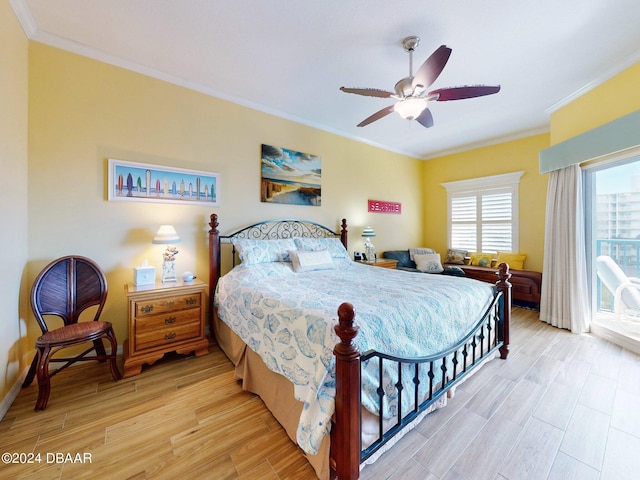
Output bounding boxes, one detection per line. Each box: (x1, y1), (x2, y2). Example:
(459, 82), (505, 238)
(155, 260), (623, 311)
(207, 214), (348, 323)
(220, 218), (347, 267)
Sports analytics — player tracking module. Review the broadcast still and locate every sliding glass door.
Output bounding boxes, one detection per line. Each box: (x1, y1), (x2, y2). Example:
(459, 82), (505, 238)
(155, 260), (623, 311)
(585, 153), (640, 337)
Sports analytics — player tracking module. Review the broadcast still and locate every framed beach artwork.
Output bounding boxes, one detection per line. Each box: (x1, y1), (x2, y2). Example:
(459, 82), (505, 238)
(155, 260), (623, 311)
(108, 158), (220, 206)
(261, 144), (321, 206)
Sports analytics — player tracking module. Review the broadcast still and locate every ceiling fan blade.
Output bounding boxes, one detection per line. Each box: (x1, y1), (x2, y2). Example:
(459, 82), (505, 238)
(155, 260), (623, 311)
(412, 45), (452, 91)
(357, 105), (396, 127)
(429, 85), (501, 101)
(340, 87), (394, 98)
(415, 108), (434, 128)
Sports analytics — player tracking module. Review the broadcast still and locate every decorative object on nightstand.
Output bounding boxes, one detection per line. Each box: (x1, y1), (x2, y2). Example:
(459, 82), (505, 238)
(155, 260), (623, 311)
(152, 225), (181, 282)
(123, 279), (209, 377)
(361, 226), (376, 263)
(133, 259), (156, 286)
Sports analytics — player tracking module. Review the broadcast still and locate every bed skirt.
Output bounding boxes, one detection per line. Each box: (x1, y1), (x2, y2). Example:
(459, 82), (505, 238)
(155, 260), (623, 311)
(214, 313), (332, 479)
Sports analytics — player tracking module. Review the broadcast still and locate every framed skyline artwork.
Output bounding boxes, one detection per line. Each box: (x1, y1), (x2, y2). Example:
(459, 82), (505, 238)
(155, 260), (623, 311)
(260, 144), (321, 206)
(108, 158), (219, 206)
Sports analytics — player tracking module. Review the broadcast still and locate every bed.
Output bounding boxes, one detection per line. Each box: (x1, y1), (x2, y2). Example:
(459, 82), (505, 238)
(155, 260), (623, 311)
(207, 214), (511, 480)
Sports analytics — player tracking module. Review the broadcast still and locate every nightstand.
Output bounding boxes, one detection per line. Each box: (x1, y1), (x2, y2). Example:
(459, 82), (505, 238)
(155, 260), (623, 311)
(357, 258), (398, 269)
(123, 280), (209, 377)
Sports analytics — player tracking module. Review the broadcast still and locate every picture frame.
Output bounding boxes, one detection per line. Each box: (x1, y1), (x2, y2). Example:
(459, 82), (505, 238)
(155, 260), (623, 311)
(260, 144), (321, 206)
(108, 158), (219, 206)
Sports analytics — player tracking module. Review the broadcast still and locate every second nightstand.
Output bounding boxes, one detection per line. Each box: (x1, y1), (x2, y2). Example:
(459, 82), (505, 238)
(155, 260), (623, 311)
(123, 279), (209, 377)
(357, 258), (398, 269)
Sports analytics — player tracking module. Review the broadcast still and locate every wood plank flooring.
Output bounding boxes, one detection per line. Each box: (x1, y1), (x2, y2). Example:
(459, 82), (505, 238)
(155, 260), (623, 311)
(2, 307), (639, 479)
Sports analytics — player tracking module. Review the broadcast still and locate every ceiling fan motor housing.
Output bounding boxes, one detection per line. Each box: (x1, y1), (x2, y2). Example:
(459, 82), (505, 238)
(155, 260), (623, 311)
(394, 77), (414, 97)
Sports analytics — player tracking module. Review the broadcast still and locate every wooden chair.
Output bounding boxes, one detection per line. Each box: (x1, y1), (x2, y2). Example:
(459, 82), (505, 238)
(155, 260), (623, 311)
(22, 256), (121, 410)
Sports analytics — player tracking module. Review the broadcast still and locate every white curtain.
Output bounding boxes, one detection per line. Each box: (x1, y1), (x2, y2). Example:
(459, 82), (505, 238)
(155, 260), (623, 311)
(540, 164), (590, 333)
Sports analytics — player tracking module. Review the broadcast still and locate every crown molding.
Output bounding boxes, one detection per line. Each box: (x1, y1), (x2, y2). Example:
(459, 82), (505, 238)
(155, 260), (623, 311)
(546, 48), (640, 114)
(9, 0), (37, 37)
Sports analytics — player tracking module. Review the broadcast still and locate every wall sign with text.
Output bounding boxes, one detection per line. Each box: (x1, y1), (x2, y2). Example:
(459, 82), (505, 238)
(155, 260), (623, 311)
(368, 199), (402, 214)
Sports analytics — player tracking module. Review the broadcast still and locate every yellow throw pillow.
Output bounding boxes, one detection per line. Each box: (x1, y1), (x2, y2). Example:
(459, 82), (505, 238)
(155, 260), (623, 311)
(469, 253), (493, 267)
(496, 252), (527, 270)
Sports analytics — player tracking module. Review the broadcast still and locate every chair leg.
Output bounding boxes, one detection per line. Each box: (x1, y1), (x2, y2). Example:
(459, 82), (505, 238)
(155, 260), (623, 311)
(106, 329), (122, 381)
(22, 354), (38, 388)
(94, 338), (107, 362)
(35, 346), (52, 411)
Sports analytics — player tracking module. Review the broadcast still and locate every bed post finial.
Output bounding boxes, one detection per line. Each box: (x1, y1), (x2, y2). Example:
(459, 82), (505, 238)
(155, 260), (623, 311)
(209, 213), (219, 234)
(208, 214), (220, 337)
(496, 262), (512, 359)
(333, 302), (360, 480)
(340, 218), (348, 250)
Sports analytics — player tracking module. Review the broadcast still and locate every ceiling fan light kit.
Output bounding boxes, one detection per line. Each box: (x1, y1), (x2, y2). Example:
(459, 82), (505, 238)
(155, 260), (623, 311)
(340, 35), (500, 128)
(394, 97), (427, 120)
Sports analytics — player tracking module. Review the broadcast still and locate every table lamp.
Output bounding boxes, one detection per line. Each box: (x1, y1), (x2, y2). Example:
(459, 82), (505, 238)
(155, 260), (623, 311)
(361, 226), (376, 263)
(152, 225), (181, 282)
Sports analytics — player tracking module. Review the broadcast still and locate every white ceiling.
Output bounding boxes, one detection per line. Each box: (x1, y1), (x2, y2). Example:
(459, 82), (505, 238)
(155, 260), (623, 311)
(11, 0), (640, 159)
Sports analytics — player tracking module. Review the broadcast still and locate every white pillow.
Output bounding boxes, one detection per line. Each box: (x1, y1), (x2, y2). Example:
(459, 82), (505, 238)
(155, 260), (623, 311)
(288, 249), (335, 273)
(414, 253), (444, 274)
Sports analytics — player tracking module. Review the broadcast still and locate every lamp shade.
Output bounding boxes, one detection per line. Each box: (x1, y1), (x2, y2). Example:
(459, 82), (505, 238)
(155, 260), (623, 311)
(361, 226), (376, 238)
(393, 98), (427, 120)
(152, 225), (181, 244)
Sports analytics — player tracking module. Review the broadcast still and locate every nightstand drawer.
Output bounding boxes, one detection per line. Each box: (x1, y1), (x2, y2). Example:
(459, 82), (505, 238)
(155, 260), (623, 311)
(135, 321), (201, 351)
(135, 308), (201, 333)
(135, 293), (201, 317)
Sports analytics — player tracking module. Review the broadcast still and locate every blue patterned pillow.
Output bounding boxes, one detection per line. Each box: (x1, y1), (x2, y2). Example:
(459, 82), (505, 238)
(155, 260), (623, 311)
(294, 237), (349, 258)
(231, 238), (297, 265)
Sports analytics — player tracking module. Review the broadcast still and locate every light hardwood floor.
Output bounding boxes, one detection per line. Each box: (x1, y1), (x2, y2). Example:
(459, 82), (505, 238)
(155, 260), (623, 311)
(2, 307), (640, 479)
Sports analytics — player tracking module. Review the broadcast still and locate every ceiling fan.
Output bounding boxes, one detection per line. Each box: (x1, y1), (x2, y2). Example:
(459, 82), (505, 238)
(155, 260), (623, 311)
(340, 36), (500, 128)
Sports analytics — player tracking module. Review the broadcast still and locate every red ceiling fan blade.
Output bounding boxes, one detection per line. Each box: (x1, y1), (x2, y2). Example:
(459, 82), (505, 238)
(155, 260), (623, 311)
(429, 85), (501, 101)
(415, 108), (434, 128)
(340, 87), (394, 98)
(412, 45), (452, 91)
(357, 105), (396, 127)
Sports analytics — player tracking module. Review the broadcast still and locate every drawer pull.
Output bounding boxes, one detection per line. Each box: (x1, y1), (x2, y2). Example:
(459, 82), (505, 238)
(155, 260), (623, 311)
(164, 316), (177, 325)
(164, 332), (177, 340)
(185, 297), (197, 306)
(165, 300), (175, 307)
(140, 305), (154, 313)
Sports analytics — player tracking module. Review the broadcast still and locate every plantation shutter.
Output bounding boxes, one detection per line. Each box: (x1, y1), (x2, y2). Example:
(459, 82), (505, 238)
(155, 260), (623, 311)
(443, 172), (523, 254)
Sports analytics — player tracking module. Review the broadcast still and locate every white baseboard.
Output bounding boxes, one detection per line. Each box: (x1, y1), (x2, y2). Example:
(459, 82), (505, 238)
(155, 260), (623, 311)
(0, 366), (28, 421)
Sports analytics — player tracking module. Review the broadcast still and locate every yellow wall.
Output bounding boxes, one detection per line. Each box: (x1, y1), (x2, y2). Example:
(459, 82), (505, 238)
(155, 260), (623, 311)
(0, 2), (29, 406)
(550, 62), (640, 144)
(423, 134), (550, 272)
(26, 43), (424, 356)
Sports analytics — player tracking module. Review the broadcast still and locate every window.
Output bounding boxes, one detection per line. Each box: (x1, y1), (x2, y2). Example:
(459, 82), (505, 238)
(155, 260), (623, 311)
(442, 171), (524, 253)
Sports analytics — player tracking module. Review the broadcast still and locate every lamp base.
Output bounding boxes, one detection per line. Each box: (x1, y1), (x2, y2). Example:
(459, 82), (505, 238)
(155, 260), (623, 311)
(161, 259), (177, 283)
(364, 239), (376, 264)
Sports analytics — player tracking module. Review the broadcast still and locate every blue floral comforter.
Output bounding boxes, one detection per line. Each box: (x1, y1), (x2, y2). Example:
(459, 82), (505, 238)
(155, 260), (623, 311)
(214, 259), (495, 454)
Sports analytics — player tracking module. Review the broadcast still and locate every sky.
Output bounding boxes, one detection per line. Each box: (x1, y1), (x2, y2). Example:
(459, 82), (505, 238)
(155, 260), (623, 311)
(596, 160), (640, 194)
